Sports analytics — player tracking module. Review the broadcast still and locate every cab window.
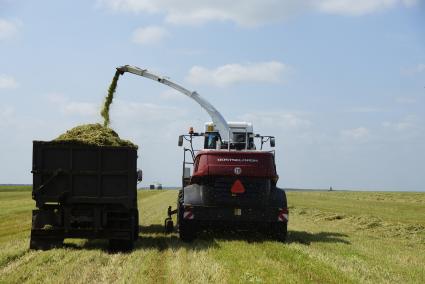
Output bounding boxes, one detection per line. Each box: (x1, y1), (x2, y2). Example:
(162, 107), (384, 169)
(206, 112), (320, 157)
(204, 132), (220, 149)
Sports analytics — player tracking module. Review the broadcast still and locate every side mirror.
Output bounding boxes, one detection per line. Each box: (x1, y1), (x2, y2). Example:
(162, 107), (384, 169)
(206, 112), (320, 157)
(137, 169), (143, 182)
(178, 135), (183, 147)
(270, 137), (275, 147)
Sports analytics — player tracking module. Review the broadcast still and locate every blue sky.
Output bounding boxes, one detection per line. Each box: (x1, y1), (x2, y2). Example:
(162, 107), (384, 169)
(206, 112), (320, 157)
(0, 0), (424, 190)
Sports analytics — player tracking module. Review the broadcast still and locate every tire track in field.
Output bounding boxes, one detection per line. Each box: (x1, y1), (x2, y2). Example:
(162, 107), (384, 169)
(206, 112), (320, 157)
(0, 239), (30, 268)
(138, 191), (228, 283)
(12, 249), (84, 283)
(167, 244), (228, 284)
(144, 245), (170, 283)
(0, 250), (37, 279)
(0, 238), (34, 278)
(133, 191), (175, 283)
(142, 191), (177, 283)
(97, 251), (127, 283)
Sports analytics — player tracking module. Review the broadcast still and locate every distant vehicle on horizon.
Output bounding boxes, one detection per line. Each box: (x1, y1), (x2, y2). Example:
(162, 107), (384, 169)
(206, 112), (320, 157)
(149, 183), (163, 190)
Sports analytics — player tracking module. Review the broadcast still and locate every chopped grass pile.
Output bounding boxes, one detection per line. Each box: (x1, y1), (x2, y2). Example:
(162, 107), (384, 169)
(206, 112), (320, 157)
(101, 70), (121, 127)
(54, 123), (137, 148)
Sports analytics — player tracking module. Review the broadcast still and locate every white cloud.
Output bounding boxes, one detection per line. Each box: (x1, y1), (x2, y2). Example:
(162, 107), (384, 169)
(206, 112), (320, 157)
(239, 111), (311, 131)
(0, 18), (19, 41)
(0, 74), (18, 89)
(347, 106), (384, 113)
(63, 102), (98, 116)
(97, 0), (417, 26)
(414, 64), (425, 73)
(159, 89), (185, 100)
(340, 127), (370, 140)
(97, 0), (306, 26)
(45, 93), (189, 127)
(112, 100), (187, 122)
(401, 63), (425, 75)
(46, 93), (67, 104)
(0, 105), (15, 127)
(383, 115), (419, 131)
(132, 26), (168, 45)
(186, 61), (287, 87)
(316, 0), (417, 16)
(46, 93), (98, 117)
(109, 99), (192, 141)
(403, 0), (419, 6)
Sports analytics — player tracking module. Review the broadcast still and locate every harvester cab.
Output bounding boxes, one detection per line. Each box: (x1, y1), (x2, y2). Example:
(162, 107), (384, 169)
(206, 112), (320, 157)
(204, 122), (256, 150)
(180, 122), (275, 152)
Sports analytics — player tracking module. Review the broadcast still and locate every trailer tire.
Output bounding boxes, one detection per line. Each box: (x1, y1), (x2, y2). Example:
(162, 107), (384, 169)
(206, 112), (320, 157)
(109, 239), (134, 251)
(273, 222), (288, 242)
(30, 237), (63, 250)
(133, 210), (139, 240)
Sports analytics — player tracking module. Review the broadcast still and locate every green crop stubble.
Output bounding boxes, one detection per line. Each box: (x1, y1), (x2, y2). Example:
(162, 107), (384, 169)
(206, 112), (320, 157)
(101, 70), (121, 128)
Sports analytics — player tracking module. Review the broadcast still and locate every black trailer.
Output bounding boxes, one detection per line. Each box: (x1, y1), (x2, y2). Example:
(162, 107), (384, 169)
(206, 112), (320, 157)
(30, 141), (139, 250)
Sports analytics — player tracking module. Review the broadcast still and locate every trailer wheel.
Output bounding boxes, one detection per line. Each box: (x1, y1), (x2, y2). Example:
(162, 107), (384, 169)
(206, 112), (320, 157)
(273, 222), (288, 242)
(30, 237), (63, 250)
(109, 239), (134, 251)
(133, 210), (139, 240)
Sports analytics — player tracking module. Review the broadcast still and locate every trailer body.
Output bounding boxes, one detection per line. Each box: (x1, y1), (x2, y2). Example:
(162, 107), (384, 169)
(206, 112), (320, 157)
(30, 141), (139, 250)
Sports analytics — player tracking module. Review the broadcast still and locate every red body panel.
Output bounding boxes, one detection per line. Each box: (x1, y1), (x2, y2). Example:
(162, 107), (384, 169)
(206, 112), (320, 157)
(191, 150), (278, 181)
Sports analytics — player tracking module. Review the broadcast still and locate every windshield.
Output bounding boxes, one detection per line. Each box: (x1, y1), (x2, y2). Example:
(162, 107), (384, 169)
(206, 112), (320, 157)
(232, 132), (255, 150)
(204, 132), (220, 149)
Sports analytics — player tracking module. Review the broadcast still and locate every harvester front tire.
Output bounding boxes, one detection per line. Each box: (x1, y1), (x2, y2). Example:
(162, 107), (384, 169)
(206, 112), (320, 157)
(179, 221), (196, 242)
(177, 192), (196, 242)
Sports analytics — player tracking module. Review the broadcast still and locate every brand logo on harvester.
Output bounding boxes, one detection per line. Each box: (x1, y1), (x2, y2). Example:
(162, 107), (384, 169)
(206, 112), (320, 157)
(217, 158), (259, 163)
(234, 167), (242, 175)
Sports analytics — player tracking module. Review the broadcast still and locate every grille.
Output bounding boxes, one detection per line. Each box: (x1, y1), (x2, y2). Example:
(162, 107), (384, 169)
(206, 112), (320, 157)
(205, 177), (271, 207)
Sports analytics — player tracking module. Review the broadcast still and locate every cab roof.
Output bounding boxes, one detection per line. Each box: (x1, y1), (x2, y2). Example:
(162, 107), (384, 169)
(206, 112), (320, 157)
(205, 121), (253, 133)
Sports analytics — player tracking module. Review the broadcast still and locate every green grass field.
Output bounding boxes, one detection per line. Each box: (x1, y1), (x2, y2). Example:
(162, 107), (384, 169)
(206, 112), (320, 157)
(0, 186), (424, 283)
